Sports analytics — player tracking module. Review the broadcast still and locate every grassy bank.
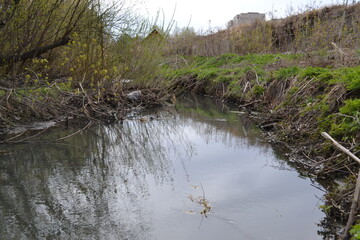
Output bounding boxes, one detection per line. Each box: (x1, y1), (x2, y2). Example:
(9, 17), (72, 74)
(160, 52), (360, 235)
(162, 53), (359, 142)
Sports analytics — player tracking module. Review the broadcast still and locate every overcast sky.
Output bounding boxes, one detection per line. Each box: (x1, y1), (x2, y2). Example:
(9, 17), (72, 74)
(140, 0), (350, 31)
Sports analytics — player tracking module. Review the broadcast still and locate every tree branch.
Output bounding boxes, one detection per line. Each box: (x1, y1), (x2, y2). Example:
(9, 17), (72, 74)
(0, 36), (70, 66)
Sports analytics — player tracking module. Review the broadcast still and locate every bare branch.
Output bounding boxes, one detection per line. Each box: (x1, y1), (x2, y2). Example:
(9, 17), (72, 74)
(0, 36), (70, 66)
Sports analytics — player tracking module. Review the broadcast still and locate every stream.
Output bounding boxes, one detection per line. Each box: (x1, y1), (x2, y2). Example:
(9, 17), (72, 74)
(0, 94), (327, 240)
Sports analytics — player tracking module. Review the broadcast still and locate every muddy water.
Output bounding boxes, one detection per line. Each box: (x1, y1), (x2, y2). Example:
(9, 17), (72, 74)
(0, 95), (326, 240)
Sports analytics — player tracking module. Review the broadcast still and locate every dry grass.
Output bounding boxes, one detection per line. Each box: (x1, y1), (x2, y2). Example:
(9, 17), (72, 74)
(166, 3), (360, 57)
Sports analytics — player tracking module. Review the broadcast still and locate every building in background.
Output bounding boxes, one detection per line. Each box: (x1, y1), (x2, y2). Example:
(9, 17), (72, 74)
(227, 12), (266, 28)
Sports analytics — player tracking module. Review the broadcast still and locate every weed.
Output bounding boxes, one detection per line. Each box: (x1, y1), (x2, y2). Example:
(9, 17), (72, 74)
(253, 85), (265, 95)
(350, 222), (360, 240)
(319, 204), (333, 214)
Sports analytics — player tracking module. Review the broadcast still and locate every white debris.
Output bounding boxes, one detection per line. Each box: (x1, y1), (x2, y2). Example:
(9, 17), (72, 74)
(126, 90), (142, 101)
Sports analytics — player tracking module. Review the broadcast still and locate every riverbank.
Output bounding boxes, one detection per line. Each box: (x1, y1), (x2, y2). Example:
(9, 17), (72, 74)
(160, 52), (360, 237)
(0, 79), (173, 142)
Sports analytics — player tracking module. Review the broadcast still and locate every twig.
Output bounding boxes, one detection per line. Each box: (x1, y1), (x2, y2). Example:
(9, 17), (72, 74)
(3, 126), (50, 143)
(311, 183), (326, 193)
(3, 121), (92, 144)
(200, 182), (206, 199)
(3, 130), (28, 142)
(48, 121), (92, 142)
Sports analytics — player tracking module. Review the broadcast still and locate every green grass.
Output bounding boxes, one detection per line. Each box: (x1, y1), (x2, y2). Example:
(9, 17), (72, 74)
(300, 67), (331, 79)
(275, 66), (301, 80)
(329, 99), (360, 138)
(162, 53), (286, 89)
(336, 66), (360, 91)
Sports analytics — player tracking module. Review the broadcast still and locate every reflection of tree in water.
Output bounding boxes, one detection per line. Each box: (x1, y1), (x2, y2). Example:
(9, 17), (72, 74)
(177, 95), (318, 175)
(0, 115), (194, 240)
(176, 94), (274, 154)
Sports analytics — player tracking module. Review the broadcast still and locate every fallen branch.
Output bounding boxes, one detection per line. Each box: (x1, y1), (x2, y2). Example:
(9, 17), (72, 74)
(321, 132), (360, 240)
(321, 132), (360, 164)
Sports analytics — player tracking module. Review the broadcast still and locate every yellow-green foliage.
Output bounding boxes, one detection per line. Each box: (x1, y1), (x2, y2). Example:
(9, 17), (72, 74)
(0, 0), (90, 64)
(0, 0), (170, 99)
(110, 30), (167, 83)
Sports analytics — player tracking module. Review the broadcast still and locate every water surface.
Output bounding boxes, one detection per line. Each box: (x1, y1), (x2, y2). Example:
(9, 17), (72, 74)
(0, 95), (325, 240)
